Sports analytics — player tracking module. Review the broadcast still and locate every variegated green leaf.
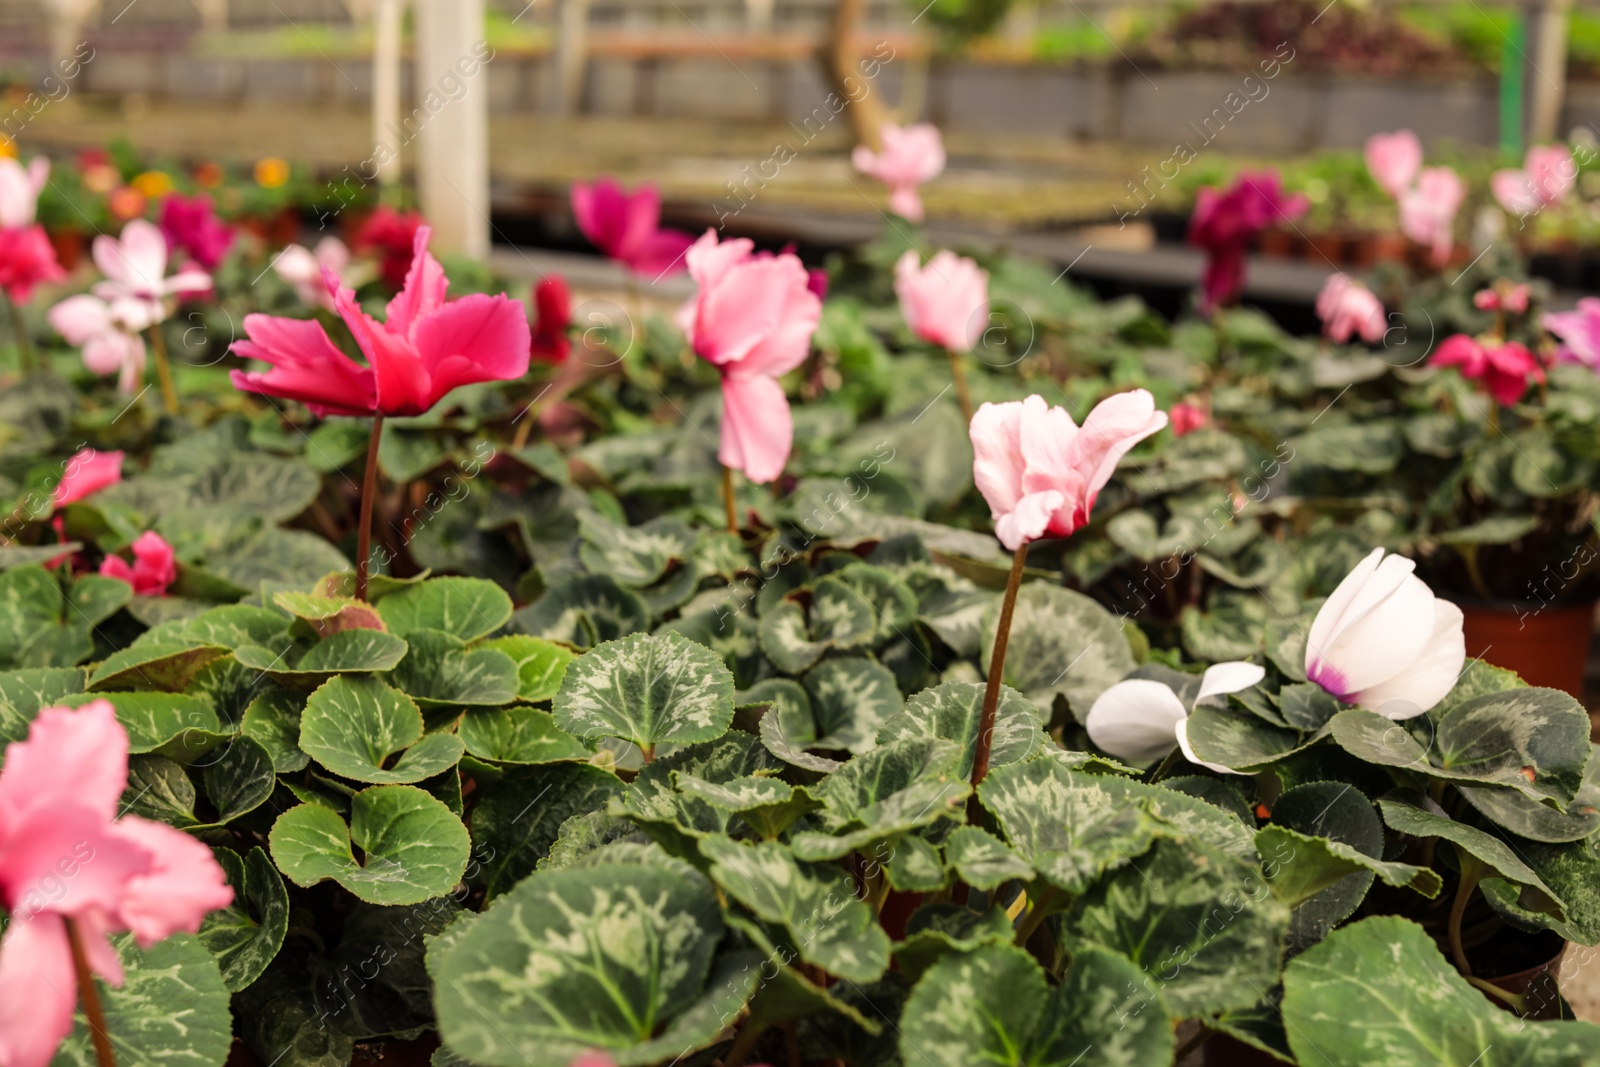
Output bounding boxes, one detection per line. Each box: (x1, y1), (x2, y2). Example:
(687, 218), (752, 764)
(197, 846), (290, 991)
(470, 761), (624, 898)
(1028, 945), (1176, 1066)
(877, 679), (1045, 778)
(897, 943), (1046, 1067)
(234, 629), (409, 688)
(792, 738), (969, 861)
(1378, 792), (1563, 916)
(578, 512), (697, 587)
(892, 903), (1013, 983)
(387, 629), (519, 707)
(298, 674), (464, 784)
(375, 576), (513, 641)
(805, 656), (902, 755)
(943, 826), (1033, 890)
(481, 634), (576, 703)
(614, 733), (783, 856)
(982, 583), (1134, 718)
(553, 631), (734, 749)
(513, 574), (650, 650)
(758, 575), (876, 673)
(460, 705), (591, 764)
(1256, 824), (1441, 907)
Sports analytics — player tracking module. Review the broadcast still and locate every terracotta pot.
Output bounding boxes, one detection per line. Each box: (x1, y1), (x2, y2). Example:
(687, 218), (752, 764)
(1258, 229), (1295, 259)
(1304, 230), (1347, 267)
(1459, 600), (1596, 698)
(1477, 938), (1568, 1020)
(1355, 230), (1408, 267)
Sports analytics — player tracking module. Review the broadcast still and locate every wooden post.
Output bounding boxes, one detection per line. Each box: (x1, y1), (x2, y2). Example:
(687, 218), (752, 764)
(556, 0), (592, 114)
(1524, 0), (1571, 145)
(414, 0), (490, 259)
(373, 0), (404, 187)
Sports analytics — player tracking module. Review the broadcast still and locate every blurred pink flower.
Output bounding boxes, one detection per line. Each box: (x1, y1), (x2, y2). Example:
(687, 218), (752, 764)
(1187, 171), (1307, 315)
(1398, 167), (1466, 267)
(676, 229), (822, 484)
(1315, 274), (1386, 344)
(851, 123), (946, 222)
(1430, 333), (1543, 406)
(1169, 401), (1208, 437)
(91, 219), (212, 331)
(1492, 145), (1576, 218)
(1543, 297), (1600, 371)
(99, 530), (177, 597)
(355, 206), (425, 291)
(894, 249), (988, 353)
(50, 294), (147, 394)
(571, 178), (695, 279)
(971, 391), (1167, 551)
(273, 237), (352, 310)
(0, 157), (49, 229)
(1474, 282), (1530, 314)
(0, 700), (232, 1067)
(52, 449), (123, 508)
(158, 193), (235, 271)
(0, 224), (65, 304)
(1364, 130), (1422, 200)
(530, 275), (572, 364)
(231, 226), (531, 418)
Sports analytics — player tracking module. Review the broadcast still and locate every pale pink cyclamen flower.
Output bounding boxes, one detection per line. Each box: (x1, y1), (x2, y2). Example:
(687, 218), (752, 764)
(676, 230), (822, 484)
(1492, 145), (1576, 220)
(274, 237), (355, 310)
(894, 249), (988, 353)
(0, 701), (233, 1067)
(99, 530), (177, 597)
(1364, 131), (1423, 200)
(1315, 274), (1386, 344)
(1169, 401), (1208, 437)
(1543, 297), (1600, 371)
(90, 219), (212, 331)
(851, 123), (946, 222)
(1306, 548), (1465, 720)
(1398, 167), (1466, 267)
(49, 294), (147, 394)
(52, 449), (124, 508)
(1475, 282), (1531, 314)
(0, 157), (64, 303)
(0, 156), (49, 230)
(970, 391), (1168, 551)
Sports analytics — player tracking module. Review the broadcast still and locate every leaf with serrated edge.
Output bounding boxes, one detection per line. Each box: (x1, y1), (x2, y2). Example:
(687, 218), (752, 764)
(376, 576), (512, 641)
(553, 631), (734, 749)
(299, 675), (464, 785)
(897, 943), (1046, 1067)
(198, 846), (290, 991)
(482, 634), (576, 702)
(1256, 824), (1440, 907)
(878, 679), (1045, 779)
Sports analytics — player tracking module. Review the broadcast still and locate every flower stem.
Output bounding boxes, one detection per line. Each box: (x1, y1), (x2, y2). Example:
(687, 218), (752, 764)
(970, 542), (1029, 801)
(64, 917), (117, 1067)
(722, 465), (739, 535)
(146, 324), (178, 415)
(1448, 852), (1487, 977)
(946, 348), (974, 426)
(4, 292), (34, 375)
(723, 1018), (768, 1067)
(355, 414), (384, 602)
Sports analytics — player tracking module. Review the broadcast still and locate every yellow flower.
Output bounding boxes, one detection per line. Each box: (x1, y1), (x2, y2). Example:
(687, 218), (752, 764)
(255, 157), (290, 189)
(0, 136), (15, 159)
(132, 170), (173, 198)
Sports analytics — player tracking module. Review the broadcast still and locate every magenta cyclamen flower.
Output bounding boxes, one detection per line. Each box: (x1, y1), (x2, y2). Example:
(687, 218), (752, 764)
(52, 448), (124, 509)
(676, 230), (822, 484)
(1187, 171), (1308, 315)
(99, 530), (177, 597)
(570, 178), (695, 279)
(1429, 334), (1544, 406)
(851, 123), (946, 222)
(158, 193), (235, 270)
(0, 157), (64, 303)
(970, 392), (1168, 551)
(0, 701), (232, 1067)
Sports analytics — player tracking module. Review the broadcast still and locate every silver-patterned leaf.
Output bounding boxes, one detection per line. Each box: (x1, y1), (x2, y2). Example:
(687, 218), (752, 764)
(982, 583), (1135, 718)
(553, 631), (734, 749)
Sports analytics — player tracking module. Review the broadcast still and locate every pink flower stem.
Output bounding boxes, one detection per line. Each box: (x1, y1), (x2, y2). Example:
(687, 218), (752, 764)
(722, 465), (739, 536)
(970, 542), (1028, 800)
(356, 414), (384, 602)
(65, 916), (118, 1067)
(946, 349), (974, 426)
(4, 292), (34, 375)
(145, 324), (178, 415)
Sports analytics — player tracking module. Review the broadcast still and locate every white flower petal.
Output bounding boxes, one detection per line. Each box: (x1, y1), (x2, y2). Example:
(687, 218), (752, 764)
(1085, 679), (1188, 766)
(1196, 661), (1266, 702)
(1174, 717), (1243, 775)
(1309, 554), (1436, 699)
(1350, 600), (1467, 720)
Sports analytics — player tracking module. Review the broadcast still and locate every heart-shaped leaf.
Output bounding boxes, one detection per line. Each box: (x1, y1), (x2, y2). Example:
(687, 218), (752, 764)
(758, 575), (876, 673)
(791, 738), (970, 861)
(897, 943), (1046, 1067)
(376, 576), (513, 641)
(1269, 781), (1385, 953)
(513, 574), (650, 649)
(431, 864), (746, 1067)
(578, 512), (697, 587)
(615, 733), (784, 857)
(982, 583), (1135, 718)
(804, 656), (902, 755)
(1281, 916), (1600, 1065)
(58, 691), (220, 755)
(240, 688), (309, 773)
(88, 640), (229, 692)
(0, 667), (84, 747)
(269, 784), (470, 905)
(481, 634), (576, 702)
(1256, 824), (1441, 907)
(298, 675), (464, 785)
(200, 735), (278, 825)
(877, 679), (1046, 779)
(387, 629), (519, 707)
(1378, 792), (1562, 914)
(460, 705), (591, 764)
(470, 761), (624, 898)
(197, 846), (291, 991)
(943, 826), (1034, 890)
(553, 631), (734, 751)
(234, 629), (409, 688)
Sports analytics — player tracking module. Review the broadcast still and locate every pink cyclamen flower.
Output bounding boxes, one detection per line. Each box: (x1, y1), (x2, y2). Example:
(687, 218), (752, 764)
(0, 157), (49, 230)
(851, 123), (946, 223)
(273, 237), (352, 310)
(0, 700), (233, 1067)
(1474, 282), (1531, 314)
(1398, 166), (1466, 267)
(676, 230), (822, 484)
(1364, 130), (1423, 200)
(90, 219), (212, 331)
(1169, 401), (1207, 437)
(1492, 145), (1576, 219)
(1430, 334), (1543, 406)
(1315, 274), (1386, 344)
(231, 226), (532, 418)
(99, 531), (177, 597)
(570, 178), (695, 279)
(1543, 297), (1600, 371)
(50, 294), (147, 394)
(1306, 548), (1465, 720)
(53, 449), (124, 508)
(971, 391), (1168, 551)
(1187, 171), (1308, 316)
(0, 224), (65, 304)
(894, 249), (988, 353)
(158, 193), (235, 271)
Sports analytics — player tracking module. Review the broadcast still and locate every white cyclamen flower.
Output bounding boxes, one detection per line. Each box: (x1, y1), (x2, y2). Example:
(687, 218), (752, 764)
(1085, 661), (1266, 774)
(1305, 548), (1465, 721)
